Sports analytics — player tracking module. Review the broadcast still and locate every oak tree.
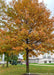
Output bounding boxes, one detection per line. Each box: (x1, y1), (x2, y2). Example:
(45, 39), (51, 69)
(0, 0), (54, 73)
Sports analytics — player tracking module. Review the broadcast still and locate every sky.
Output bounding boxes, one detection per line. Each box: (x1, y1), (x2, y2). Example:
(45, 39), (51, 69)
(6, 0), (54, 59)
(6, 0), (54, 16)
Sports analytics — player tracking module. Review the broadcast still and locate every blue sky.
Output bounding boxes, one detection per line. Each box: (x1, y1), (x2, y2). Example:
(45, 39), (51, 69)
(44, 0), (54, 16)
(6, 0), (54, 59)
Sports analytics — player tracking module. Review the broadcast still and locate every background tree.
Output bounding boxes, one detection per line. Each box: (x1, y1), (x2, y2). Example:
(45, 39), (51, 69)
(0, 0), (20, 67)
(0, 28), (19, 67)
(0, 0), (54, 73)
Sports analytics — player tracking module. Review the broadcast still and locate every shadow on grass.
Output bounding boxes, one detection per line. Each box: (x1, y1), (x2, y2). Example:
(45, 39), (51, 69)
(23, 73), (54, 75)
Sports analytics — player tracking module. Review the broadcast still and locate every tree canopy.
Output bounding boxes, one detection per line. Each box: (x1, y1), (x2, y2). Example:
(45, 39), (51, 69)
(0, 0), (54, 72)
(0, 0), (54, 55)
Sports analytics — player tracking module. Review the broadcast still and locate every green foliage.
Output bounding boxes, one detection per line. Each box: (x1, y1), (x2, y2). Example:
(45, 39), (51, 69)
(10, 54), (18, 61)
(4, 55), (10, 62)
(4, 53), (18, 62)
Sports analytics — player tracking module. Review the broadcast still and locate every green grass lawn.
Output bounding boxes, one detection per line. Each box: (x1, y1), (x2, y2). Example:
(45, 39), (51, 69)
(0, 64), (54, 75)
(39, 63), (54, 65)
(0, 59), (2, 61)
(30, 63), (38, 64)
(30, 63), (54, 65)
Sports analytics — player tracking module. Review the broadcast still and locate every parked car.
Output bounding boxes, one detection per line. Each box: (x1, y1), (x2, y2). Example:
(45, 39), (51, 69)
(17, 60), (22, 65)
(11, 60), (17, 65)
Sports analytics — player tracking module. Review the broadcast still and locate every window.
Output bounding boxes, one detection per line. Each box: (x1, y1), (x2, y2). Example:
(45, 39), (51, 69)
(44, 61), (47, 63)
(33, 55), (35, 58)
(43, 56), (46, 58)
(47, 56), (51, 59)
(49, 61), (51, 63)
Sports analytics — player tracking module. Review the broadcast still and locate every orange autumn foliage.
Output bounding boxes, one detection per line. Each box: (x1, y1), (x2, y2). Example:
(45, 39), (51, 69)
(0, 0), (54, 57)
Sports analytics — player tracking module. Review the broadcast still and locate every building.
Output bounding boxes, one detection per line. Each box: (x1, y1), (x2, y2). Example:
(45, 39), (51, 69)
(29, 53), (54, 63)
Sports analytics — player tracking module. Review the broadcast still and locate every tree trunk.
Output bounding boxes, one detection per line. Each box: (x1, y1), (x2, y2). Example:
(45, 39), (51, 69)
(26, 48), (29, 73)
(6, 60), (8, 67)
(6, 54), (9, 67)
(2, 64), (5, 67)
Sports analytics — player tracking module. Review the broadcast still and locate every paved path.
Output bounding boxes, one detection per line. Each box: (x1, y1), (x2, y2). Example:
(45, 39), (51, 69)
(30, 64), (54, 67)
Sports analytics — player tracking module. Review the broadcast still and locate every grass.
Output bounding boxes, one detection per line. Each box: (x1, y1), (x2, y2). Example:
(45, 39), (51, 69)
(30, 63), (54, 65)
(30, 63), (38, 64)
(0, 59), (2, 61)
(0, 64), (54, 75)
(39, 63), (54, 65)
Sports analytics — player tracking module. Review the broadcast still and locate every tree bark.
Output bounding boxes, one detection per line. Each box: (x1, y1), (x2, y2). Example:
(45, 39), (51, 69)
(26, 39), (29, 73)
(6, 60), (8, 67)
(26, 48), (29, 73)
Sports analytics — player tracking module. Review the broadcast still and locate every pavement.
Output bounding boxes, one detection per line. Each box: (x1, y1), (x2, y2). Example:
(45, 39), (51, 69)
(0, 61), (6, 64)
